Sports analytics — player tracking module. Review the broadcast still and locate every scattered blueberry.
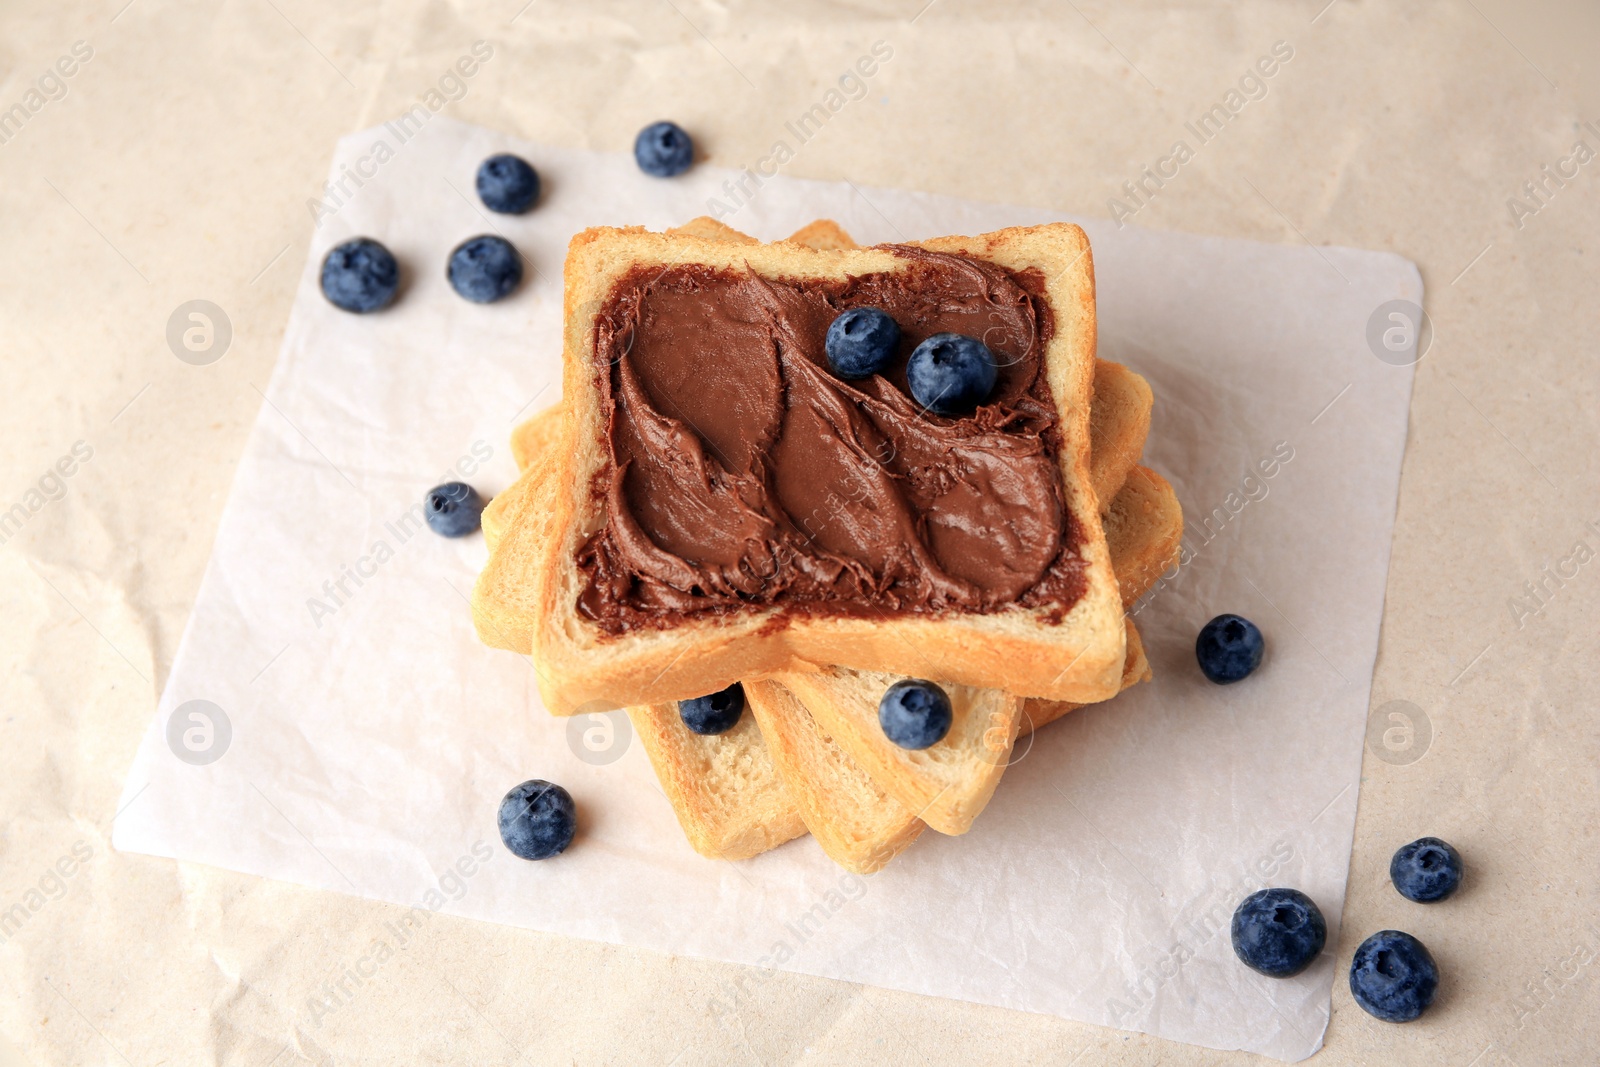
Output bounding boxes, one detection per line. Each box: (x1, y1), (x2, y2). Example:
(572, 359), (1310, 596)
(906, 333), (998, 414)
(425, 482), (484, 537)
(497, 779), (576, 860)
(1390, 837), (1463, 903)
(678, 683), (744, 735)
(476, 153), (541, 214)
(634, 120), (694, 177)
(1349, 930), (1439, 1022)
(447, 235), (523, 304)
(878, 679), (953, 750)
(1230, 888), (1328, 978)
(1196, 614), (1265, 684)
(319, 237), (399, 313)
(826, 307), (901, 379)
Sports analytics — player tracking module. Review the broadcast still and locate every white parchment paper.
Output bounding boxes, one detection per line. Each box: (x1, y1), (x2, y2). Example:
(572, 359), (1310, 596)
(112, 116), (1419, 1061)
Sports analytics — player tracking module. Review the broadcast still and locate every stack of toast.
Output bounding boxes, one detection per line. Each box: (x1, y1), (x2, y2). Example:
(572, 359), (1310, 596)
(473, 217), (1182, 873)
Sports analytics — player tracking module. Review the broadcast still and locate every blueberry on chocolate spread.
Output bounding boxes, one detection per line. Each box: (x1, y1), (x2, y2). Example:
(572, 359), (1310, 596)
(906, 332), (999, 414)
(825, 306), (900, 379)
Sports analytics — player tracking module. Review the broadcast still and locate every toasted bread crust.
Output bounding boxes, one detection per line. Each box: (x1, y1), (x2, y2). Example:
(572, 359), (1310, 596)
(626, 702), (807, 860)
(1090, 360), (1153, 513)
(521, 224), (1122, 713)
(1021, 464), (1180, 733)
(744, 680), (924, 872)
(774, 668), (1022, 835)
(779, 218), (859, 251)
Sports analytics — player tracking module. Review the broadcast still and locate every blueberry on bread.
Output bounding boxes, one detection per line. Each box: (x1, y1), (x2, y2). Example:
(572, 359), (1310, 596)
(878, 680), (953, 749)
(679, 683), (745, 735)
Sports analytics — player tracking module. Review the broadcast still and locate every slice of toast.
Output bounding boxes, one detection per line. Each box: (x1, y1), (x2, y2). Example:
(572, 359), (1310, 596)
(626, 700), (808, 860)
(491, 221), (1152, 656)
(742, 680), (924, 872)
(510, 223), (1122, 714)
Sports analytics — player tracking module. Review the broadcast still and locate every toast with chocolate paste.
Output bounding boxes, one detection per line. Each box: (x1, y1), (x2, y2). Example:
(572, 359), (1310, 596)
(476, 220), (1181, 868)
(504, 223), (1123, 714)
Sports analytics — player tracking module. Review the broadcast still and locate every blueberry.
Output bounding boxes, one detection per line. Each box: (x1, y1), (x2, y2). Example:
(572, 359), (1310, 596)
(878, 679), (953, 750)
(678, 683), (744, 735)
(906, 333), (998, 414)
(1230, 888), (1327, 978)
(447, 235), (523, 303)
(1349, 930), (1439, 1022)
(319, 237), (399, 313)
(634, 120), (694, 177)
(1390, 837), (1463, 903)
(826, 307), (901, 379)
(425, 482), (484, 537)
(1196, 613), (1264, 684)
(475, 153), (541, 214)
(497, 779), (576, 860)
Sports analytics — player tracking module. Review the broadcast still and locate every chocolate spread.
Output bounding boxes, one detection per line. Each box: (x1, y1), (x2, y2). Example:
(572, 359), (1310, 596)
(575, 246), (1086, 633)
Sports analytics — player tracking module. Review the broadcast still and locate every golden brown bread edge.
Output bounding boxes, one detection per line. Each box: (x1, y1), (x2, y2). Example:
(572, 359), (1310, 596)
(742, 679), (925, 872)
(624, 702), (808, 860)
(517, 222), (1122, 714)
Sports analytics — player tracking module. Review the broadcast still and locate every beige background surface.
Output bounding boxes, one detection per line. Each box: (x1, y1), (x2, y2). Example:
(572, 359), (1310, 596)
(1, 1), (1596, 1064)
